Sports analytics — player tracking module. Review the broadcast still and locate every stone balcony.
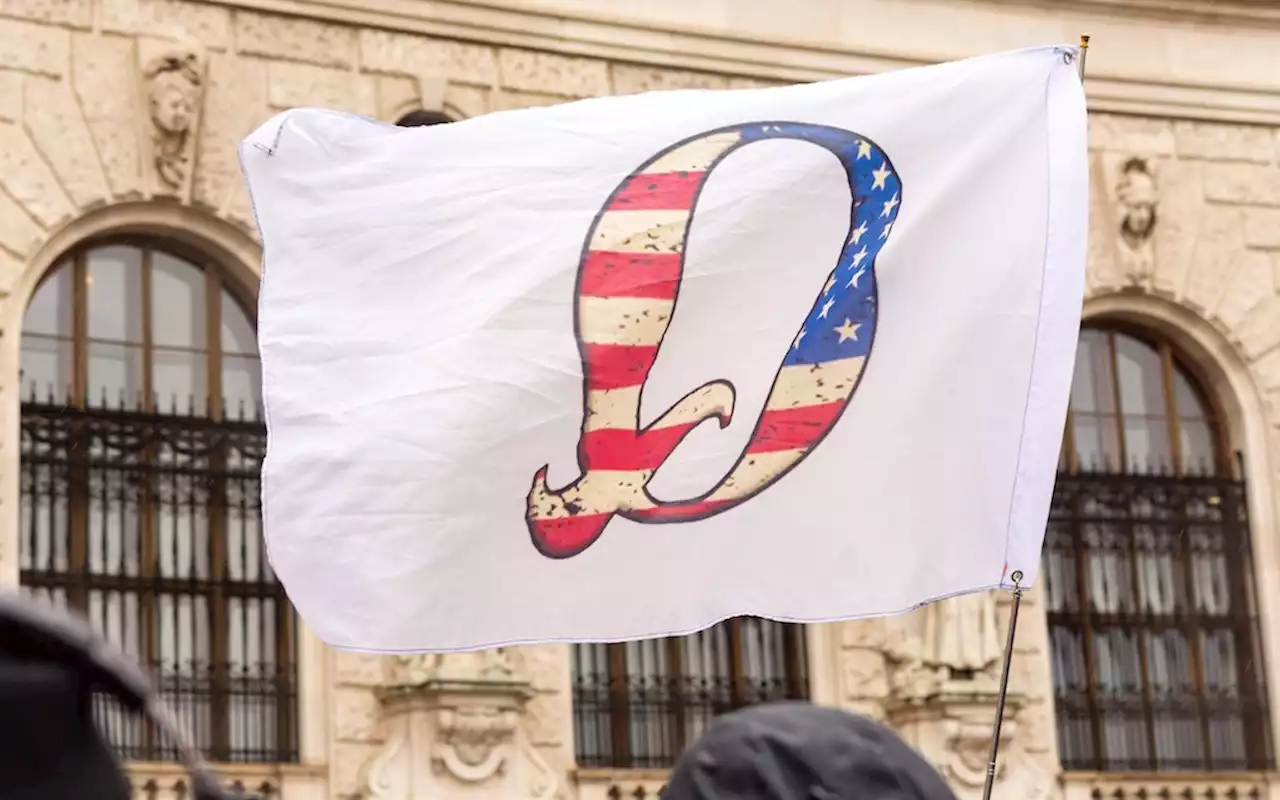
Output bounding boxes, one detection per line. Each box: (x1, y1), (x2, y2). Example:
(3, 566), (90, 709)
(575, 769), (669, 800)
(126, 762), (327, 800)
(578, 769), (1280, 800)
(1060, 772), (1280, 800)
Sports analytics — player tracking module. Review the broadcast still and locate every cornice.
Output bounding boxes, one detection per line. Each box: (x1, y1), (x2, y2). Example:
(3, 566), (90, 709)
(980, 0), (1280, 27)
(214, 0), (1280, 125)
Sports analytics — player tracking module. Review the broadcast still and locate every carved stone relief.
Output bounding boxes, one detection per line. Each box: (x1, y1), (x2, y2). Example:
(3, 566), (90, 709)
(388, 648), (516, 686)
(920, 592), (1001, 678)
(434, 706), (521, 783)
(140, 43), (205, 193)
(362, 649), (557, 800)
(876, 596), (1043, 799)
(1115, 156), (1159, 280)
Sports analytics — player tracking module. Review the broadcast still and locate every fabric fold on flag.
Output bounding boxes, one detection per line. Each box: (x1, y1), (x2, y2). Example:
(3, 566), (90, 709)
(240, 45), (1087, 653)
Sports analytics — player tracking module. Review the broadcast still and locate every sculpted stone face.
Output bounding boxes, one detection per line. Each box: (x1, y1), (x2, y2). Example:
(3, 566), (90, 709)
(1118, 160), (1158, 243)
(151, 76), (195, 134)
(144, 51), (203, 188)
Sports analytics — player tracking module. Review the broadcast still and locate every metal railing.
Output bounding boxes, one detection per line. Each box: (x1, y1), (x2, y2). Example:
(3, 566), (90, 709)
(19, 401), (298, 764)
(1044, 469), (1272, 773)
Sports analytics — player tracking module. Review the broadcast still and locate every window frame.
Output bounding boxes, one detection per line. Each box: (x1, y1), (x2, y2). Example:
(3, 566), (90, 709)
(1048, 322), (1272, 772)
(17, 236), (296, 764)
(572, 617), (810, 769)
(1062, 322), (1230, 477)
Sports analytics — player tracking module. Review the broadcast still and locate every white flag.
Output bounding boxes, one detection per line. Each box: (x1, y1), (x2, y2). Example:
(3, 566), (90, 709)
(241, 45), (1087, 653)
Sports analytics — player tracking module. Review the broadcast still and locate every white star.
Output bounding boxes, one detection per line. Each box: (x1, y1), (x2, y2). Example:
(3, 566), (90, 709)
(848, 221), (868, 245)
(793, 327), (806, 349)
(834, 318), (861, 343)
(819, 298), (834, 319)
(881, 192), (899, 218)
(856, 140), (872, 160)
(847, 267), (866, 288)
(872, 162), (892, 190)
(879, 221), (894, 239)
(851, 246), (868, 267)
(823, 276), (836, 295)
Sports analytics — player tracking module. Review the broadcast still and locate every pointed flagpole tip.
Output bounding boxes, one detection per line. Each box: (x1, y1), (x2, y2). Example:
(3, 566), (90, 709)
(1079, 34), (1090, 49)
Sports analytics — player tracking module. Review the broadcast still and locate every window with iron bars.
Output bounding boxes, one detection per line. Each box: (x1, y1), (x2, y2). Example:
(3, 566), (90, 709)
(17, 240), (298, 764)
(571, 617), (808, 768)
(1044, 325), (1272, 772)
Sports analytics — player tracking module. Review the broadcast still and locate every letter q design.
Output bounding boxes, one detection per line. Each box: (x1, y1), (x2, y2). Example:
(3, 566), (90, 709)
(526, 122), (902, 558)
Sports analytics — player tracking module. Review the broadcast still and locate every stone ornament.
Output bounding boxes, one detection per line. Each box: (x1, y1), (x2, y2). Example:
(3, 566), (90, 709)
(1117, 156), (1158, 249)
(142, 47), (204, 189)
(389, 648), (516, 686)
(434, 707), (520, 782)
(942, 714), (1017, 788)
(920, 592), (1002, 678)
(362, 648), (556, 799)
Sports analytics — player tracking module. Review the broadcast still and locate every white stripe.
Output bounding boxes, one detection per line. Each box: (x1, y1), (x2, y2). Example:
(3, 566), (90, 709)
(645, 131), (743, 174)
(707, 448), (806, 502)
(591, 209), (689, 254)
(527, 469), (655, 520)
(586, 381), (735, 432)
(586, 387), (643, 431)
(579, 296), (674, 347)
(765, 357), (866, 410)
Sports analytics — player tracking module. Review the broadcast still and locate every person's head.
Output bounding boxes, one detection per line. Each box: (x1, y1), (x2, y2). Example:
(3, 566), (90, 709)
(663, 702), (958, 800)
(395, 109), (452, 128)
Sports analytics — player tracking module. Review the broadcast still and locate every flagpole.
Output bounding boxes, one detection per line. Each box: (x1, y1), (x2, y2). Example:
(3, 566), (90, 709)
(980, 571), (1024, 800)
(979, 34), (1089, 800)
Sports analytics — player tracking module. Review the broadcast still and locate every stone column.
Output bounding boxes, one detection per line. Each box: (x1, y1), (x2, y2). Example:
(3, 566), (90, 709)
(360, 650), (558, 800)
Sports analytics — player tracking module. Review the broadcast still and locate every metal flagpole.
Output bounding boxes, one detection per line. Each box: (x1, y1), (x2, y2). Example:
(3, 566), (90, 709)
(980, 570), (1024, 800)
(979, 34), (1090, 800)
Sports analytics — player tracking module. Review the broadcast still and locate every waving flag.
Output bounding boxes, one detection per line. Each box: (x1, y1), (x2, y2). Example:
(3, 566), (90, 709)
(241, 45), (1087, 652)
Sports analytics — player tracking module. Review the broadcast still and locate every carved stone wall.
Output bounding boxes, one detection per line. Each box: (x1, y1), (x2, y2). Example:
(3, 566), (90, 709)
(1, 3), (1280, 800)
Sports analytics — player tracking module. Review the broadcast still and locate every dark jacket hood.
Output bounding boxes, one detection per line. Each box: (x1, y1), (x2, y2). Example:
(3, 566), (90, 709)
(663, 702), (959, 800)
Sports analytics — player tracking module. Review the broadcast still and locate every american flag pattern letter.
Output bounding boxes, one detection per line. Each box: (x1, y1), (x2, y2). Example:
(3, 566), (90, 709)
(526, 122), (902, 559)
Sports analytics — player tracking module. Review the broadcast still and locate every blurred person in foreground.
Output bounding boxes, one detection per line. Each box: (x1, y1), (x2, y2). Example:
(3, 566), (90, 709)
(663, 702), (958, 800)
(0, 590), (240, 800)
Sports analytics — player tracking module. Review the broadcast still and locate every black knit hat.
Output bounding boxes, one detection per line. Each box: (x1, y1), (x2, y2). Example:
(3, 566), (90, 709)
(663, 702), (958, 800)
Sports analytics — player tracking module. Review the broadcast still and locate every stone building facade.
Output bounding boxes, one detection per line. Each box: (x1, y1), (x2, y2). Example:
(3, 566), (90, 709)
(1, 1), (1280, 799)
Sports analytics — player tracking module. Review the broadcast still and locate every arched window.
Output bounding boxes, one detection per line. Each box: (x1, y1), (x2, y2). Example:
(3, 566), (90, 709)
(1045, 325), (1272, 772)
(18, 240), (297, 764)
(571, 618), (808, 768)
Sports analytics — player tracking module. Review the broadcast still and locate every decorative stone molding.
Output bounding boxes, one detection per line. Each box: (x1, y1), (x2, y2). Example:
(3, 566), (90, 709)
(1117, 157), (1158, 245)
(574, 770), (669, 800)
(879, 596), (1041, 799)
(886, 686), (1027, 798)
(1060, 771), (1275, 800)
(206, 0), (1280, 124)
(362, 650), (557, 800)
(139, 41), (205, 195)
(1115, 156), (1158, 283)
(123, 762), (326, 800)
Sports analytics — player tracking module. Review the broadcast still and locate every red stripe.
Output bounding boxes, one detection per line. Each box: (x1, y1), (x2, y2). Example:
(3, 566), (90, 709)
(610, 171), (705, 211)
(745, 401), (846, 454)
(579, 401), (848, 471)
(629, 498), (737, 522)
(581, 424), (697, 472)
(530, 513), (613, 558)
(579, 251), (682, 299)
(583, 344), (656, 390)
